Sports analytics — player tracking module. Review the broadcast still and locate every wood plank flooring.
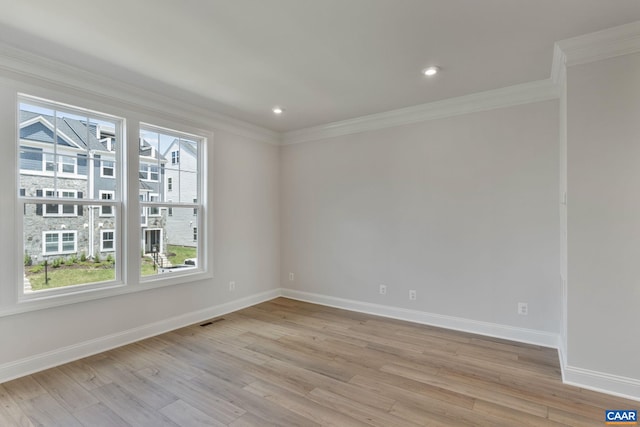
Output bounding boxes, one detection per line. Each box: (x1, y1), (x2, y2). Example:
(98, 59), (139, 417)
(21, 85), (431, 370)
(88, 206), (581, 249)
(1, 297), (637, 426)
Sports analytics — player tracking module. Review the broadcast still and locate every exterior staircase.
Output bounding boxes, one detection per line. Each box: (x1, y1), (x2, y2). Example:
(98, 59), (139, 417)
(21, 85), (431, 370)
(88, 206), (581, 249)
(146, 252), (172, 269)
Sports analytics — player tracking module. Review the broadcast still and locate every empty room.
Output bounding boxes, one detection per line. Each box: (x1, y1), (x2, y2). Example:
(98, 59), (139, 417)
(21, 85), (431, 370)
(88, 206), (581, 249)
(0, 1), (639, 425)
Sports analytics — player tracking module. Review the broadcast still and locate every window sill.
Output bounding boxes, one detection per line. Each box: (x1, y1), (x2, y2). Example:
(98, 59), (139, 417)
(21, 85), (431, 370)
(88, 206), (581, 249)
(0, 269), (212, 318)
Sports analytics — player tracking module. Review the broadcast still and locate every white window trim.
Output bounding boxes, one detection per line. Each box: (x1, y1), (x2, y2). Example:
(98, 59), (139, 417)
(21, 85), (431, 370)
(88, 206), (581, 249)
(42, 230), (77, 255)
(43, 188), (78, 217)
(100, 229), (115, 252)
(99, 190), (115, 217)
(167, 177), (173, 191)
(171, 150), (179, 165)
(100, 159), (115, 178)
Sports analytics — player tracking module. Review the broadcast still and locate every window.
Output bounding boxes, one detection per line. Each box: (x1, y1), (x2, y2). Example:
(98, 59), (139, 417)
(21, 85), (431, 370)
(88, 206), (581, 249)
(101, 230), (115, 252)
(139, 164), (160, 181)
(19, 97), (120, 296)
(101, 160), (114, 178)
(43, 231), (77, 255)
(139, 126), (204, 278)
(42, 189), (79, 217)
(16, 94), (207, 308)
(99, 191), (114, 216)
(149, 194), (160, 216)
(43, 153), (77, 175)
(139, 193), (148, 226)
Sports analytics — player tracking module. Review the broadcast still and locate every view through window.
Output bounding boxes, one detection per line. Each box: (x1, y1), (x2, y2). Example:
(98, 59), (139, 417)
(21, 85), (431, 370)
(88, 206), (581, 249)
(19, 99), (120, 293)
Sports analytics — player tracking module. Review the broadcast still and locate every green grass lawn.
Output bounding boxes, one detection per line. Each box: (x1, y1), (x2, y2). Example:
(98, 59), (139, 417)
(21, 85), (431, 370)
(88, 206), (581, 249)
(27, 246), (197, 286)
(27, 261), (115, 291)
(141, 257), (158, 277)
(166, 245), (197, 265)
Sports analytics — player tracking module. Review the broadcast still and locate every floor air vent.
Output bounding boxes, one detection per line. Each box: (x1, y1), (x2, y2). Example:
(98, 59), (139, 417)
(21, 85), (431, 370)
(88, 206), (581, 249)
(200, 318), (225, 327)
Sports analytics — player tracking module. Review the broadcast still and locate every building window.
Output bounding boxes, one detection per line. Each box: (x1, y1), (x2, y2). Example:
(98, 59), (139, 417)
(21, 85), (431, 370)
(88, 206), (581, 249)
(167, 177), (173, 191)
(101, 230), (115, 252)
(19, 96), (120, 295)
(139, 164), (160, 182)
(171, 150), (179, 164)
(42, 189), (79, 217)
(43, 231), (77, 255)
(149, 193), (160, 216)
(43, 154), (77, 175)
(193, 199), (197, 215)
(193, 227), (197, 242)
(99, 191), (114, 216)
(101, 160), (115, 178)
(139, 193), (148, 226)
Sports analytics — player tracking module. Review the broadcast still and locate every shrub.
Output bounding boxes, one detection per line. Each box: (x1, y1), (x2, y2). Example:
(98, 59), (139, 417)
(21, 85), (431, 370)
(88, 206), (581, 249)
(106, 254), (114, 263)
(24, 252), (32, 267)
(94, 253), (101, 263)
(52, 258), (62, 268)
(80, 252), (87, 262)
(69, 254), (78, 264)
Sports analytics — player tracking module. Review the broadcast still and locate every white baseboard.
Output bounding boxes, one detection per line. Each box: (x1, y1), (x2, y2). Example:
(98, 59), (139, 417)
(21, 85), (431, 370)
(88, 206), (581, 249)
(558, 337), (568, 383)
(0, 289), (280, 384)
(280, 288), (559, 349)
(563, 365), (640, 402)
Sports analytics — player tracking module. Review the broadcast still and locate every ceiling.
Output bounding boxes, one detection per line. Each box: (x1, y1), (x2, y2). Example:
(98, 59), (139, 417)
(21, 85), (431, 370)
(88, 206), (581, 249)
(1, 0), (640, 133)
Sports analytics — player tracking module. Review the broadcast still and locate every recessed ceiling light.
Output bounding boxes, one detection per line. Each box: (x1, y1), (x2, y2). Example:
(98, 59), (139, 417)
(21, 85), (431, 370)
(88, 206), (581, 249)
(422, 66), (440, 77)
(272, 106), (284, 115)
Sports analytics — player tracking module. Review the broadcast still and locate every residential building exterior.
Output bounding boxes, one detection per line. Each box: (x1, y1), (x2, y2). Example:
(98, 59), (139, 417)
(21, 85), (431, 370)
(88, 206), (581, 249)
(163, 138), (199, 248)
(19, 108), (167, 262)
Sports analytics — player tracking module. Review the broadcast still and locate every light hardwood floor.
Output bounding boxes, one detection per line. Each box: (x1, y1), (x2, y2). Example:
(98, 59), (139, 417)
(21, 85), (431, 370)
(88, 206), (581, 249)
(0, 298), (637, 426)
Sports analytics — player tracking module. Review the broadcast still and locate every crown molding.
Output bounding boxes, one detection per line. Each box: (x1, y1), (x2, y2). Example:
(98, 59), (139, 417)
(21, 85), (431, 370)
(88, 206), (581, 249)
(282, 78), (560, 145)
(556, 20), (640, 67)
(0, 43), (280, 145)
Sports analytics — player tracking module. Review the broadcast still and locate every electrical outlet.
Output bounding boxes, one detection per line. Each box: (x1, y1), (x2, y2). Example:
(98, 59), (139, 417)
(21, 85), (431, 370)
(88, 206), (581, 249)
(409, 290), (417, 300)
(289, 272), (294, 281)
(379, 284), (387, 295)
(518, 302), (528, 315)
(229, 281), (236, 291)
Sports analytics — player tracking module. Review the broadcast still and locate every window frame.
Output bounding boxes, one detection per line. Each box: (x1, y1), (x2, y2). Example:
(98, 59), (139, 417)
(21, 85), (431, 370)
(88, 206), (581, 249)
(99, 190), (115, 216)
(16, 94), (124, 303)
(100, 229), (115, 252)
(8, 90), (210, 317)
(43, 188), (78, 217)
(42, 230), (77, 255)
(100, 160), (115, 178)
(138, 123), (206, 284)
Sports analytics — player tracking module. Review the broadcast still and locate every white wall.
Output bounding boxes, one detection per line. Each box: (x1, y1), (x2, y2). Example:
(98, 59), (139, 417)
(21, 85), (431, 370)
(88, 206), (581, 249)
(281, 100), (561, 335)
(567, 52), (640, 380)
(0, 75), (280, 375)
